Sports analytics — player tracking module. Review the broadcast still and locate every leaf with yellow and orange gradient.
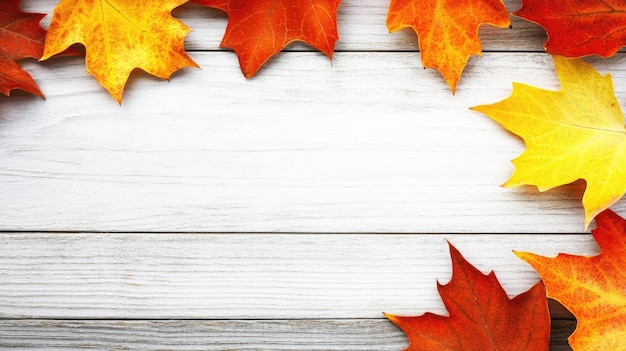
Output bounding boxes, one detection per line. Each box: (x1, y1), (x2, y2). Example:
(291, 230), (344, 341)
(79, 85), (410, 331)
(41, 0), (198, 103)
(516, 209), (626, 350)
(387, 0), (510, 93)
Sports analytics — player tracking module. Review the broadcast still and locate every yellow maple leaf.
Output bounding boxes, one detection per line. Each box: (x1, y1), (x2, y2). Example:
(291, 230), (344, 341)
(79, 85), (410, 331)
(471, 56), (626, 228)
(41, 0), (198, 103)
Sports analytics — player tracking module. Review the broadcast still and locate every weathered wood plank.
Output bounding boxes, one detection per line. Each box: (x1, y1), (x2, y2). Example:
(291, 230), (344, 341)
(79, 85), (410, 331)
(0, 319), (576, 350)
(8, 2), (598, 350)
(23, 0), (548, 53)
(0, 233), (595, 319)
(2, 52), (626, 232)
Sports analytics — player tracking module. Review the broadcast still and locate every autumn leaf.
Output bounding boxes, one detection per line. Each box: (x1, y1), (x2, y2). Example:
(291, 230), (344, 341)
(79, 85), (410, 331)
(41, 0), (198, 103)
(0, 0), (48, 97)
(386, 0), (510, 93)
(385, 242), (550, 350)
(514, 0), (626, 58)
(471, 56), (626, 228)
(192, 0), (341, 78)
(516, 209), (626, 350)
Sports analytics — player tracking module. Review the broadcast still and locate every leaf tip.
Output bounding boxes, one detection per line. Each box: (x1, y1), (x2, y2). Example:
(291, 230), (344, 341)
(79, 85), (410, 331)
(513, 250), (542, 268)
(500, 178), (517, 189)
(383, 312), (403, 327)
(444, 76), (459, 95)
(469, 104), (486, 114)
(583, 216), (593, 231)
(512, 250), (525, 260)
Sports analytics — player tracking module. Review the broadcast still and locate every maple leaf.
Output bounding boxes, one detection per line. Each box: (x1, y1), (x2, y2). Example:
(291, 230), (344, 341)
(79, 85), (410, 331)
(0, 0), (48, 97)
(514, 0), (626, 58)
(471, 56), (626, 228)
(385, 242), (550, 350)
(192, 0), (341, 78)
(516, 209), (626, 350)
(41, 0), (198, 103)
(386, 0), (510, 93)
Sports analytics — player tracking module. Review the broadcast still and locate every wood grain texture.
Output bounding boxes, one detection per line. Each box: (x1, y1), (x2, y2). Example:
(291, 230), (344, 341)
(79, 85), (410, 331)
(23, 0), (548, 52)
(0, 319), (576, 351)
(2, 53), (626, 232)
(7, 1), (618, 349)
(0, 233), (595, 319)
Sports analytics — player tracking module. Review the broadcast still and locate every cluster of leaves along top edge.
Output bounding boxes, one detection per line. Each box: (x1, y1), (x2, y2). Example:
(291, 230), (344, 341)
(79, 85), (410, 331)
(3, 0), (625, 102)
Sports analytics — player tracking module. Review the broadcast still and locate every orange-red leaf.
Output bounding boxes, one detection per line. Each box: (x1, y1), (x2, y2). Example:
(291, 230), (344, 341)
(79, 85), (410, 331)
(386, 242), (550, 350)
(514, 0), (626, 58)
(193, 0), (340, 78)
(0, 0), (47, 97)
(41, 0), (198, 103)
(387, 0), (510, 93)
(516, 209), (626, 350)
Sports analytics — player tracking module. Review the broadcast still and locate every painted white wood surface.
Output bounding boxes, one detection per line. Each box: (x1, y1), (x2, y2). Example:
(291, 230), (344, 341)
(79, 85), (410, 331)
(2, 0), (621, 349)
(4, 0), (624, 232)
(0, 319), (576, 351)
(3, 52), (626, 232)
(0, 233), (596, 319)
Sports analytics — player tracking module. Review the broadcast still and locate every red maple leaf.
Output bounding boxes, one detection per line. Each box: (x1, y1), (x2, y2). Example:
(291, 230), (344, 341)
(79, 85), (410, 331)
(514, 0), (626, 57)
(0, 0), (47, 97)
(386, 242), (550, 350)
(193, 0), (341, 77)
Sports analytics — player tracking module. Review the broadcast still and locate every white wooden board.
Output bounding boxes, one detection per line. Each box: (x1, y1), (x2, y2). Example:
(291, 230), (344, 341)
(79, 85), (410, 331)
(0, 319), (576, 351)
(0, 233), (596, 319)
(3, 0), (621, 349)
(2, 52), (626, 232)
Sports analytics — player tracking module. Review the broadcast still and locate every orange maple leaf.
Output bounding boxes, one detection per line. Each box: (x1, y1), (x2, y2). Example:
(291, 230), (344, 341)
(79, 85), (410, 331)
(386, 242), (550, 350)
(516, 209), (626, 350)
(192, 0), (341, 78)
(387, 0), (510, 93)
(0, 0), (48, 97)
(41, 0), (198, 103)
(514, 0), (626, 58)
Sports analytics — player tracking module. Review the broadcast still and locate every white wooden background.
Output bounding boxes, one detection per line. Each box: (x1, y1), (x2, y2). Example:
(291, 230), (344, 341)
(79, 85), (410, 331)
(1, 0), (623, 349)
